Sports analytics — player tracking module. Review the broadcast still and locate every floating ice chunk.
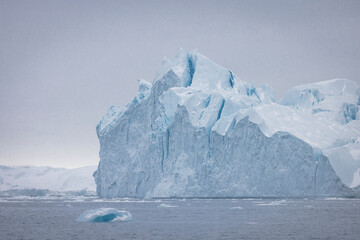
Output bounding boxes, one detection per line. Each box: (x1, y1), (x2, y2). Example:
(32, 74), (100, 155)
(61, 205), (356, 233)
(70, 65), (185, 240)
(76, 208), (132, 222)
(323, 197), (349, 201)
(158, 203), (178, 208)
(231, 206), (243, 210)
(255, 200), (287, 206)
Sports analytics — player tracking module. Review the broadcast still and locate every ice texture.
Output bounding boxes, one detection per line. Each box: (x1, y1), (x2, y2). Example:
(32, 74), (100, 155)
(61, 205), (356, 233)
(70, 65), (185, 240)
(76, 208), (132, 222)
(94, 48), (360, 198)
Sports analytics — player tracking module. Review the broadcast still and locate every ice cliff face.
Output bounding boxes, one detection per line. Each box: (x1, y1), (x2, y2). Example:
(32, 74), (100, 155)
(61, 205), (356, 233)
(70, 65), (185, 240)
(94, 49), (360, 198)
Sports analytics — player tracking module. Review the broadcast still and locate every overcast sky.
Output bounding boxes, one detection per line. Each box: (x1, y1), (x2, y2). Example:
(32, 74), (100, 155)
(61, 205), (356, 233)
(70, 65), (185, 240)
(1, 0), (359, 168)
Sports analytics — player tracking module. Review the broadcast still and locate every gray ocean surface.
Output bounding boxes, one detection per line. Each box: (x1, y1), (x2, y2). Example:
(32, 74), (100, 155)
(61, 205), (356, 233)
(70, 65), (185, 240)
(0, 197), (359, 240)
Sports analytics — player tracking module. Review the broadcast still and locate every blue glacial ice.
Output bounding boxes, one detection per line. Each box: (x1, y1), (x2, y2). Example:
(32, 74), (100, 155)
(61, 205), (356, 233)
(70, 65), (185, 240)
(76, 208), (132, 222)
(94, 48), (360, 198)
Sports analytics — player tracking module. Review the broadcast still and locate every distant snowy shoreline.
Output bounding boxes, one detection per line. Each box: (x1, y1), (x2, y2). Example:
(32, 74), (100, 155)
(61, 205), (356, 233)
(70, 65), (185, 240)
(0, 165), (97, 197)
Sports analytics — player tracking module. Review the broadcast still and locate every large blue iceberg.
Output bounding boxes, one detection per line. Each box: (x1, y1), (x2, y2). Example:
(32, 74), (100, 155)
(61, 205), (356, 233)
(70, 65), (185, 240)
(94, 48), (360, 198)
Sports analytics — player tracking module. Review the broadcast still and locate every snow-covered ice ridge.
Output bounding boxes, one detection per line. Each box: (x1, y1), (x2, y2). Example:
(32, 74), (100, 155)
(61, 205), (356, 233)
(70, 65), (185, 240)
(95, 48), (360, 198)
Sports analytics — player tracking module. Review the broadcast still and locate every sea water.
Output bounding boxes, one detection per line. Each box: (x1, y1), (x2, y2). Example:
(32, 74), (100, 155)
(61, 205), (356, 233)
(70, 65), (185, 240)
(0, 197), (359, 239)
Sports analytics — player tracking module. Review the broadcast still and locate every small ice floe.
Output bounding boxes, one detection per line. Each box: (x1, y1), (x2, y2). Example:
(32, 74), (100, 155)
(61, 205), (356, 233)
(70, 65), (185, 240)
(255, 200), (287, 206)
(76, 208), (132, 222)
(231, 206), (243, 210)
(324, 197), (348, 201)
(158, 203), (178, 208)
(91, 198), (148, 203)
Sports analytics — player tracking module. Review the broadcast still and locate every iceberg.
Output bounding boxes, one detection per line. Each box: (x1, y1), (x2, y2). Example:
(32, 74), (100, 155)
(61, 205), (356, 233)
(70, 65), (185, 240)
(76, 208), (132, 222)
(94, 48), (360, 198)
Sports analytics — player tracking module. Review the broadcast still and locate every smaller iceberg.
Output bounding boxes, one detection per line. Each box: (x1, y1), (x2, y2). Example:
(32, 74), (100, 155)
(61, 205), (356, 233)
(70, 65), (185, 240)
(76, 208), (132, 222)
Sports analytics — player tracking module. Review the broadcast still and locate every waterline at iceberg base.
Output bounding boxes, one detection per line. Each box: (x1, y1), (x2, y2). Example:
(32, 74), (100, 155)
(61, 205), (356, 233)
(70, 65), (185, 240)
(94, 48), (360, 198)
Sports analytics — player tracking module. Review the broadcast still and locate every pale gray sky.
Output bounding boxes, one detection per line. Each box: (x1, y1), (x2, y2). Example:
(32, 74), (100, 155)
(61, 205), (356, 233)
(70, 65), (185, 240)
(1, 0), (359, 168)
